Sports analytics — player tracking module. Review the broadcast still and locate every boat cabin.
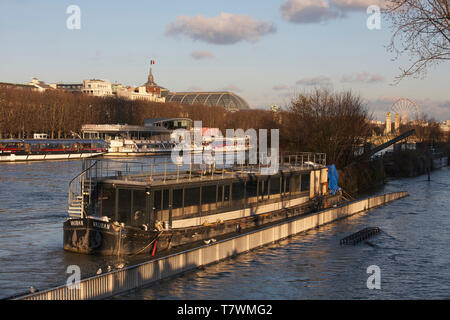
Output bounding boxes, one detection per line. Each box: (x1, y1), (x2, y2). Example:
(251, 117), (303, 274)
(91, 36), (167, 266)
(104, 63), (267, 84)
(85, 159), (328, 230)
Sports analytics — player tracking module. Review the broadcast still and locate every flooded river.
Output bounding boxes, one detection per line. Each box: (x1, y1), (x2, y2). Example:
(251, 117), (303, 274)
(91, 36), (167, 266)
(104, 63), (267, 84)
(1, 159), (449, 299)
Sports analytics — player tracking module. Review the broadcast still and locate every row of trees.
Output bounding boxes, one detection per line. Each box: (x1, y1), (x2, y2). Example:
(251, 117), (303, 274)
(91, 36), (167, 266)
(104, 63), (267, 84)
(1, 86), (446, 167)
(0, 86), (369, 167)
(0, 87), (278, 140)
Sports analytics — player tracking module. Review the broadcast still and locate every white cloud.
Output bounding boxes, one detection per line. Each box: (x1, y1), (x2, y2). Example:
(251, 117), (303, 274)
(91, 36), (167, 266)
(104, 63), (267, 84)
(296, 75), (332, 86)
(186, 85), (203, 91)
(220, 84), (242, 92)
(280, 0), (387, 24)
(280, 0), (340, 24)
(272, 84), (290, 91)
(341, 72), (385, 83)
(166, 13), (276, 45)
(331, 0), (387, 11)
(191, 51), (215, 60)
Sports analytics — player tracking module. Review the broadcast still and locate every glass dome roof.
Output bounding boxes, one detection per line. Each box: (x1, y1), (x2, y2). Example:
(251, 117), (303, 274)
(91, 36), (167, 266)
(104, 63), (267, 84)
(165, 91), (251, 111)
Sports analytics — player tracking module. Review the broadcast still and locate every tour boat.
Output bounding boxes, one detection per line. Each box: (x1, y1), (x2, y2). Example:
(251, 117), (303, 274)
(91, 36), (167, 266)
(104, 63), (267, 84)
(63, 153), (339, 256)
(105, 139), (176, 157)
(0, 139), (108, 162)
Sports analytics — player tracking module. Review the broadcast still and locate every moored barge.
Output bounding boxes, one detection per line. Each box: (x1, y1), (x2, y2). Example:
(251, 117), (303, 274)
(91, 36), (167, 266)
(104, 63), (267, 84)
(63, 153), (340, 255)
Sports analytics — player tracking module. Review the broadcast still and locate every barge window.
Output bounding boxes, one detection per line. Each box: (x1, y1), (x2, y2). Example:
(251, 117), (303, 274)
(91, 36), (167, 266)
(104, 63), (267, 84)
(100, 185), (115, 220)
(259, 179), (268, 201)
(217, 184), (230, 208)
(184, 187), (200, 215)
(202, 185), (217, 211)
(172, 189), (183, 209)
(269, 176), (281, 198)
(285, 176), (291, 195)
(118, 189), (132, 225)
(291, 175), (301, 195)
(224, 185), (230, 206)
(232, 182), (245, 205)
(131, 190), (147, 227)
(154, 190), (162, 211)
(153, 189), (170, 222)
(246, 179), (258, 204)
(301, 173), (310, 191)
(172, 188), (183, 218)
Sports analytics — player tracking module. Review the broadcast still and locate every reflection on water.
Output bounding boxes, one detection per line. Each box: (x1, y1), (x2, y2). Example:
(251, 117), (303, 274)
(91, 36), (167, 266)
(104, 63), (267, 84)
(0, 159), (449, 299)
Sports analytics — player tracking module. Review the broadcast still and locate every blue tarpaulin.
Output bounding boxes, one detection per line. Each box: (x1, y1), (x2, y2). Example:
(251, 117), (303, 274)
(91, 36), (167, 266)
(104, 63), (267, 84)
(327, 164), (340, 195)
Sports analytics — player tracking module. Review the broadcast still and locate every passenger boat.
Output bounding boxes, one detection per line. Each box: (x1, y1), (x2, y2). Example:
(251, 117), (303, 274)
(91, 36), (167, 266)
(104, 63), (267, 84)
(203, 136), (250, 153)
(106, 139), (176, 157)
(0, 139), (108, 162)
(63, 153), (339, 256)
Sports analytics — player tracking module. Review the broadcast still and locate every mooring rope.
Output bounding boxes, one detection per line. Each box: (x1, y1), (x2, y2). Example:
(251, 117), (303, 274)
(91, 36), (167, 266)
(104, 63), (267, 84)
(129, 230), (164, 256)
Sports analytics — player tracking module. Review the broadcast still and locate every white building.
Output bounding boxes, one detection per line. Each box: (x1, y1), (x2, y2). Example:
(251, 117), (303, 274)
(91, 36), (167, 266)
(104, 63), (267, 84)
(81, 79), (112, 97)
(116, 85), (165, 102)
(28, 78), (52, 92)
(440, 123), (450, 132)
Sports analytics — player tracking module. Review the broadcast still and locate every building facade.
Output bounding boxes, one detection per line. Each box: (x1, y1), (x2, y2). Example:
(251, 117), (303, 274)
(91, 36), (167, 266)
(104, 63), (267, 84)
(81, 79), (113, 97)
(116, 85), (165, 102)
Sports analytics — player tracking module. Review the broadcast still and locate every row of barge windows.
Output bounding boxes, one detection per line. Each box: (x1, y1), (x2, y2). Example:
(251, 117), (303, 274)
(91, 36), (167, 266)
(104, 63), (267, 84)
(99, 172), (311, 227)
(0, 142), (104, 150)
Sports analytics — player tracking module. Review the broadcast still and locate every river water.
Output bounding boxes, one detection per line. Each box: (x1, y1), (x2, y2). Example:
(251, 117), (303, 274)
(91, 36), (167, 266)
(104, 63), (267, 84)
(0, 159), (449, 299)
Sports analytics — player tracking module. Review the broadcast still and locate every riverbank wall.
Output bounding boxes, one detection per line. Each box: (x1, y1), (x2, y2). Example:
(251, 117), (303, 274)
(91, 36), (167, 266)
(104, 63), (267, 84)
(15, 191), (408, 300)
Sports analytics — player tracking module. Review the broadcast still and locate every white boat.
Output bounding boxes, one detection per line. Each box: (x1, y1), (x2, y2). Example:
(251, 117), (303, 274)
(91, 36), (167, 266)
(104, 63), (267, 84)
(105, 139), (175, 157)
(0, 139), (107, 162)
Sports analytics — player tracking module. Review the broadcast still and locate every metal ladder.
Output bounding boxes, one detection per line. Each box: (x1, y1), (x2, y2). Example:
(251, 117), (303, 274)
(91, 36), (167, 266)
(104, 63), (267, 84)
(68, 195), (84, 217)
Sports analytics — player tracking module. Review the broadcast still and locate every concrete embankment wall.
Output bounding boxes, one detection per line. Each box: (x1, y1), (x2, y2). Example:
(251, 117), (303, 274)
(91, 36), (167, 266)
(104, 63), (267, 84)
(17, 191), (408, 300)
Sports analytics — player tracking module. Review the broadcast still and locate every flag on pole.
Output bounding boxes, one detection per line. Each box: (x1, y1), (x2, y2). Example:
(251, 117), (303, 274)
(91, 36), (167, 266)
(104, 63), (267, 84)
(150, 60), (155, 65)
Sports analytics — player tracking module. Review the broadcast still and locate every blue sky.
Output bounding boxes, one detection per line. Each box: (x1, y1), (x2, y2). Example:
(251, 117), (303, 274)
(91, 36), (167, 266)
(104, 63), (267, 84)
(1, 0), (449, 120)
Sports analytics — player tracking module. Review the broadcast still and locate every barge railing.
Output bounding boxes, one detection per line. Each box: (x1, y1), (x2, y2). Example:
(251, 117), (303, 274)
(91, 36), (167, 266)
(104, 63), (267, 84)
(85, 152), (326, 181)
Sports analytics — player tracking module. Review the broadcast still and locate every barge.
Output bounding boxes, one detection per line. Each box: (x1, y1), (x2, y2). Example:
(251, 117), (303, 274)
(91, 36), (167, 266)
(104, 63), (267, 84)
(63, 153), (339, 255)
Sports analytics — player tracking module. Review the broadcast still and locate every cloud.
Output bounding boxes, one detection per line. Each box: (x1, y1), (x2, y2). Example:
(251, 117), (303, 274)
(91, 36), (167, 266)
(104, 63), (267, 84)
(280, 0), (340, 24)
(166, 13), (276, 45)
(280, 0), (386, 24)
(186, 85), (203, 91)
(272, 84), (290, 91)
(191, 51), (215, 60)
(341, 72), (385, 83)
(220, 84), (242, 92)
(296, 75), (332, 86)
(331, 0), (387, 11)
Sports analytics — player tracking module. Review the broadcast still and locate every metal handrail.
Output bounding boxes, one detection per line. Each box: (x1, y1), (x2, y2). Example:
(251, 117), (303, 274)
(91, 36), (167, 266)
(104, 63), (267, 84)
(80, 152), (327, 182)
(68, 160), (98, 217)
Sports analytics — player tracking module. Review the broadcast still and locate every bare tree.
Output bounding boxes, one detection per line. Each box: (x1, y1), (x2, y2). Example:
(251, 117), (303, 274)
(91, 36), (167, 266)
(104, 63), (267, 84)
(386, 0), (450, 82)
(284, 88), (372, 167)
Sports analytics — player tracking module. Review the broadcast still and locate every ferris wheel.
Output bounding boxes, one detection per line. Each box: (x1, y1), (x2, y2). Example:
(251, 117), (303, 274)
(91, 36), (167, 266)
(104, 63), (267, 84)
(390, 98), (420, 123)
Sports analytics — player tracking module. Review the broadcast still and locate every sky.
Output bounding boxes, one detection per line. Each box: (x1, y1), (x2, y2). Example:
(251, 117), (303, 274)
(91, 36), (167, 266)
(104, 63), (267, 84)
(0, 0), (449, 121)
